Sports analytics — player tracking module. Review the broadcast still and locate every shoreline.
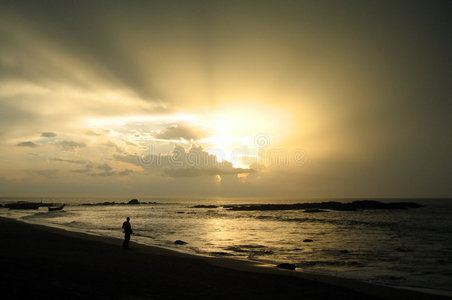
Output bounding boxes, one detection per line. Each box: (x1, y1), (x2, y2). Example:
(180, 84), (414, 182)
(1, 216), (450, 299)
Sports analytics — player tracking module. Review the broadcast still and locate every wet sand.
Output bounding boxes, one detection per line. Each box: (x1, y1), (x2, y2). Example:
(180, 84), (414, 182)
(0, 217), (447, 299)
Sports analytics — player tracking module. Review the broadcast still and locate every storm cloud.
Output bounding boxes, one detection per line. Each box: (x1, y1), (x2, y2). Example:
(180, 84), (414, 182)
(0, 0), (450, 197)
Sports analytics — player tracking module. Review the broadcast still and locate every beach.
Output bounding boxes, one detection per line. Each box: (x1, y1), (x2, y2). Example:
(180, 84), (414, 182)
(0, 217), (448, 299)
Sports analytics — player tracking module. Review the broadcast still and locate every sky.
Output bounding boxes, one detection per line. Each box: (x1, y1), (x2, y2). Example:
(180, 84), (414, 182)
(0, 0), (450, 198)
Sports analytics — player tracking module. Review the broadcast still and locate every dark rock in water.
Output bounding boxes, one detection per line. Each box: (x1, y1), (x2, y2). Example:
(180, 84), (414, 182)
(5, 201), (50, 210)
(277, 263), (296, 270)
(224, 200), (423, 211)
(127, 199), (140, 205)
(303, 239), (313, 243)
(174, 240), (187, 245)
(304, 209), (328, 213)
(176, 211), (185, 214)
(193, 205), (218, 208)
(339, 250), (349, 253)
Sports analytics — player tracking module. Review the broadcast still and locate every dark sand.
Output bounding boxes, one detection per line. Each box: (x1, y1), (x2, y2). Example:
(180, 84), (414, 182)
(0, 217), (448, 299)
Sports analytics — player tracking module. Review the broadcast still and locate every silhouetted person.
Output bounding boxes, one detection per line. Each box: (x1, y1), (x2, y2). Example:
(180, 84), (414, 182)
(122, 217), (133, 249)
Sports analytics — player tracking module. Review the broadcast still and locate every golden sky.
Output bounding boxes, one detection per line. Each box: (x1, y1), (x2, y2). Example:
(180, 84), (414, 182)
(0, 0), (450, 197)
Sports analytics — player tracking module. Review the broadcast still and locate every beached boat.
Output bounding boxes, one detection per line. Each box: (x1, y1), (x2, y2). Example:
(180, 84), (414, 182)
(48, 204), (65, 212)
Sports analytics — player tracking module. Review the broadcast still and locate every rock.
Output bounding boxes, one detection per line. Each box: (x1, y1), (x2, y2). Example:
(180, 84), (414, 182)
(174, 240), (187, 245)
(224, 200), (423, 211)
(277, 263), (296, 270)
(193, 205), (219, 208)
(127, 199), (140, 205)
(176, 211), (185, 214)
(5, 201), (43, 210)
(339, 250), (349, 253)
(303, 239), (313, 243)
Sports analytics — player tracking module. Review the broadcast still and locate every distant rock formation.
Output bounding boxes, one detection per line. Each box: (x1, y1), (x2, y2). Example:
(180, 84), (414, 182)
(4, 201), (56, 210)
(81, 199), (157, 206)
(303, 239), (313, 243)
(127, 199), (140, 205)
(224, 200), (423, 212)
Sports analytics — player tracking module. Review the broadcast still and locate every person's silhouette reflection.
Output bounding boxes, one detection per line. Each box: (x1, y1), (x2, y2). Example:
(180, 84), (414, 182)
(122, 217), (133, 249)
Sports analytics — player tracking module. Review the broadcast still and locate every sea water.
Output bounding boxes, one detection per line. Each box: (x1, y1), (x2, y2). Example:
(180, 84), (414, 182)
(1, 197), (451, 294)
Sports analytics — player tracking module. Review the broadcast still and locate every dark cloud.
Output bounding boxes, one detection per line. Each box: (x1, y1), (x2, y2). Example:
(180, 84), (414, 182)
(41, 132), (57, 137)
(35, 169), (58, 179)
(52, 158), (86, 164)
(118, 169), (133, 176)
(92, 171), (116, 177)
(17, 141), (38, 148)
(96, 163), (112, 172)
(155, 125), (210, 141)
(70, 162), (131, 177)
(71, 169), (89, 174)
(55, 140), (86, 151)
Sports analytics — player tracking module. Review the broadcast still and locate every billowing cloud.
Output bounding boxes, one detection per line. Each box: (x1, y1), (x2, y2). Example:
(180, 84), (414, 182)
(17, 141), (38, 148)
(115, 145), (255, 178)
(155, 125), (211, 141)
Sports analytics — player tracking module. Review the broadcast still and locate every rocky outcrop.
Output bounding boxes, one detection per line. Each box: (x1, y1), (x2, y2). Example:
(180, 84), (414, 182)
(81, 199), (157, 206)
(224, 200), (423, 212)
(4, 201), (56, 210)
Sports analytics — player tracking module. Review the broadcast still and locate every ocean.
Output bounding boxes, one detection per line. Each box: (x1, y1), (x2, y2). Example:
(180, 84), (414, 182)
(1, 197), (451, 295)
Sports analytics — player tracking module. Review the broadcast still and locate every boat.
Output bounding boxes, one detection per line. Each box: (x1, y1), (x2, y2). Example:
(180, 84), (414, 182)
(48, 204), (65, 212)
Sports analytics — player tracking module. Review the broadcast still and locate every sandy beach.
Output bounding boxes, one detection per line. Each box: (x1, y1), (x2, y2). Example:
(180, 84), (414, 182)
(0, 217), (449, 299)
